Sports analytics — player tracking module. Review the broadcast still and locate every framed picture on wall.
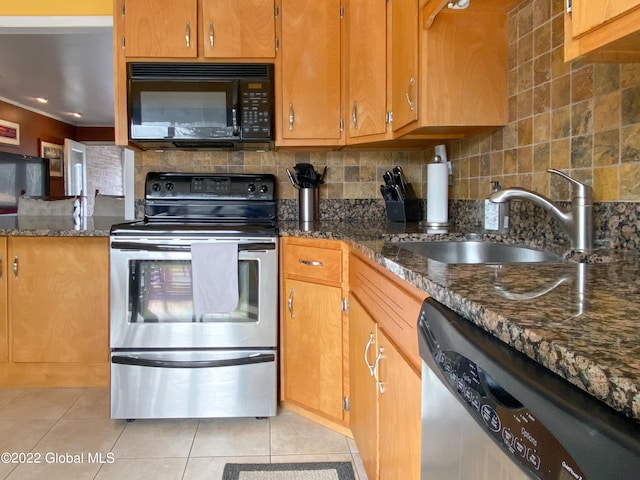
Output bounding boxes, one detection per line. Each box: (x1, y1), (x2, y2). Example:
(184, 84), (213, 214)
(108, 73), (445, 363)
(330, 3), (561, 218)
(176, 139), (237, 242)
(0, 119), (20, 146)
(40, 141), (64, 177)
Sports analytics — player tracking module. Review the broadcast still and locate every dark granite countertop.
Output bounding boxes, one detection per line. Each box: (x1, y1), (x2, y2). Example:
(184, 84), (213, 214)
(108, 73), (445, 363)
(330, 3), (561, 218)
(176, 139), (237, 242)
(3, 217), (639, 423)
(0, 215), (124, 236)
(279, 220), (640, 424)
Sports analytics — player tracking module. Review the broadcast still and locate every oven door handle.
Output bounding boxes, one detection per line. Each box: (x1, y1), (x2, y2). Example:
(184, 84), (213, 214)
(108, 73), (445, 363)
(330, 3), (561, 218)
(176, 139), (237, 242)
(110, 241), (276, 252)
(111, 353), (275, 369)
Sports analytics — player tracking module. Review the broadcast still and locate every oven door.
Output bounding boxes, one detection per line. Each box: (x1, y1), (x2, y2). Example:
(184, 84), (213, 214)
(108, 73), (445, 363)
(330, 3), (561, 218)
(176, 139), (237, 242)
(109, 237), (277, 349)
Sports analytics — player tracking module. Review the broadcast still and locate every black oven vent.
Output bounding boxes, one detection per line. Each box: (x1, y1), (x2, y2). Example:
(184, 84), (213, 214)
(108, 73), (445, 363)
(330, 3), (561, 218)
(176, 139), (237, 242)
(128, 62), (273, 80)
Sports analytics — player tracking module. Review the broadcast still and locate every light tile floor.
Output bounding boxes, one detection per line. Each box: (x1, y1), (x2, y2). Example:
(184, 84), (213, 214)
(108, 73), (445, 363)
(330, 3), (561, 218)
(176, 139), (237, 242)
(0, 388), (367, 480)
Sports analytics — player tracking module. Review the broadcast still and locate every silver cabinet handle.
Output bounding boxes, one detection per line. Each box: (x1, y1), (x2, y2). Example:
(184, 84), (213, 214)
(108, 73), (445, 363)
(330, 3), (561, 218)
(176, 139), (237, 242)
(289, 103), (295, 131)
(209, 20), (215, 49)
(185, 21), (191, 48)
(364, 333), (376, 376)
(0, 253), (3, 281)
(12, 254), (18, 279)
(351, 101), (358, 129)
(298, 259), (324, 267)
(287, 289), (295, 319)
(373, 346), (385, 394)
(405, 76), (415, 112)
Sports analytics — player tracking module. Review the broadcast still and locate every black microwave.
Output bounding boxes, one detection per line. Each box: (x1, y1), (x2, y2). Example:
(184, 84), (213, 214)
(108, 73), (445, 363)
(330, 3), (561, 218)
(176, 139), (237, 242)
(127, 62), (274, 150)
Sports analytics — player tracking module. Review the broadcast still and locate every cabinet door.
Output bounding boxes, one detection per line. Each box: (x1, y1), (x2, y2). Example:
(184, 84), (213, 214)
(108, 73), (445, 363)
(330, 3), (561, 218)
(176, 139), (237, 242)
(377, 329), (421, 480)
(390, 0), (418, 132)
(278, 0), (343, 143)
(202, 0), (275, 58)
(349, 294), (379, 480)
(346, 0), (388, 140)
(123, 0), (198, 57)
(283, 278), (344, 422)
(571, 0), (640, 38)
(9, 237), (109, 364)
(0, 237), (7, 363)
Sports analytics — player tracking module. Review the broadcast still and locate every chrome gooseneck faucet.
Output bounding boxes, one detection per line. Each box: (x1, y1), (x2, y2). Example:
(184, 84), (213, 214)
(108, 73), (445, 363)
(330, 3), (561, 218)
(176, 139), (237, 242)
(489, 169), (593, 251)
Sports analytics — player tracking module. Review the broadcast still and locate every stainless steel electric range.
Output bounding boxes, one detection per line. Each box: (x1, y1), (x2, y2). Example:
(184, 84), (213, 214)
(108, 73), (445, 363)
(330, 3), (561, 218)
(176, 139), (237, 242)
(109, 172), (278, 419)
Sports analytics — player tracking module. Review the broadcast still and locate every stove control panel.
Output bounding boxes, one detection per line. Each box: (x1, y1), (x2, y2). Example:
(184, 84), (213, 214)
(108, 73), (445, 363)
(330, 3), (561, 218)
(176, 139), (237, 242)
(145, 173), (276, 201)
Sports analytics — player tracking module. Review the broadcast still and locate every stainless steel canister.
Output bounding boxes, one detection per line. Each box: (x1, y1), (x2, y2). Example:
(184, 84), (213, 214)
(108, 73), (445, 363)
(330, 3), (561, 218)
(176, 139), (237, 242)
(298, 187), (319, 223)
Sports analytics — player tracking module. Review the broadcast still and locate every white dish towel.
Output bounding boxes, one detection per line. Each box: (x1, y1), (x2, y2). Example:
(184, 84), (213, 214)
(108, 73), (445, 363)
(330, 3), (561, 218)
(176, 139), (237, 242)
(191, 242), (239, 315)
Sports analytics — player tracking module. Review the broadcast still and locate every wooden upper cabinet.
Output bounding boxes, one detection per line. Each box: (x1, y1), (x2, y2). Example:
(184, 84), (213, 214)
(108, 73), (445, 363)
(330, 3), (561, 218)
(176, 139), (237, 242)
(571, 0), (640, 38)
(565, 0), (640, 62)
(421, 8), (507, 128)
(120, 0), (275, 59)
(277, 0), (343, 145)
(201, 0), (275, 58)
(390, 0), (419, 133)
(122, 0), (198, 58)
(345, 0), (388, 141)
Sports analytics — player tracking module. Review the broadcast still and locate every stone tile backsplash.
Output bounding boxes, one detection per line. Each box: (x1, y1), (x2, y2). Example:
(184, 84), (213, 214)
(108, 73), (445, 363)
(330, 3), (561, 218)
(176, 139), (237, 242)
(443, 0), (640, 204)
(134, 0), (640, 252)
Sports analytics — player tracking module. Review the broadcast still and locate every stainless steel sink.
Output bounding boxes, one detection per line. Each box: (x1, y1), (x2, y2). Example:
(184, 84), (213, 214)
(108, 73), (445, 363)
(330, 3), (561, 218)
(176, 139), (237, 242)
(393, 240), (563, 264)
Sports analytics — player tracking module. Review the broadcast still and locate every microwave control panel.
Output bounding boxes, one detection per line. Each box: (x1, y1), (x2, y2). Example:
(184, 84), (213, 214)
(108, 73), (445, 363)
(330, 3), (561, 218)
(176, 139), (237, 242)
(240, 80), (272, 140)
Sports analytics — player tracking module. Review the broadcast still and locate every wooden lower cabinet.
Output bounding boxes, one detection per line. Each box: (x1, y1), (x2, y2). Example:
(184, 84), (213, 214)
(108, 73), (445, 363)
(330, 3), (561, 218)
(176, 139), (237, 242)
(0, 237), (7, 363)
(1, 236), (110, 386)
(349, 295), (380, 479)
(349, 293), (421, 480)
(377, 328), (421, 480)
(349, 250), (424, 480)
(280, 237), (349, 431)
(283, 277), (344, 421)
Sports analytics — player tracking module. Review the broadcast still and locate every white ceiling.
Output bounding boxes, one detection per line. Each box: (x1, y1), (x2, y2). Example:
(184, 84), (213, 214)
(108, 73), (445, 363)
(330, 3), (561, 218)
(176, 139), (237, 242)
(0, 23), (114, 127)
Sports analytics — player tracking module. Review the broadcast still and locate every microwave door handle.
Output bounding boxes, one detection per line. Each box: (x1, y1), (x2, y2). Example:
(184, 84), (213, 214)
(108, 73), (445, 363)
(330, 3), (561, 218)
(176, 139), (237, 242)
(232, 108), (239, 136)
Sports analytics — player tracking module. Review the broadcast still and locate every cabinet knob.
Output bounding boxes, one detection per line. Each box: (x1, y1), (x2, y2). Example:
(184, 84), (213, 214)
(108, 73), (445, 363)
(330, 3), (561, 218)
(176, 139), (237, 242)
(287, 288), (295, 319)
(298, 259), (324, 267)
(364, 333), (376, 376)
(373, 346), (385, 394)
(351, 101), (358, 129)
(405, 77), (415, 112)
(12, 254), (18, 279)
(289, 103), (295, 131)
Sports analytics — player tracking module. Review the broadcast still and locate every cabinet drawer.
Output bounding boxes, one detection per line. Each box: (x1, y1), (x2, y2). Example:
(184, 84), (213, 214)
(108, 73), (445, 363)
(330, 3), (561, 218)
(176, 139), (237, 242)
(284, 244), (342, 284)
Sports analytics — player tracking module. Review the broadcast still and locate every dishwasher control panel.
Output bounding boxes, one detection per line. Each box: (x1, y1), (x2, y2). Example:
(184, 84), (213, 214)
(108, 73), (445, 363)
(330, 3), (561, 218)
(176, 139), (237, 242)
(434, 349), (586, 480)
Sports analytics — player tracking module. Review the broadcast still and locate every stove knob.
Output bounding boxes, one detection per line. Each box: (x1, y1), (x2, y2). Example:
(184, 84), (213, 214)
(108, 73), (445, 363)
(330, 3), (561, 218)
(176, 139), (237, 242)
(165, 182), (175, 192)
(247, 183), (256, 193)
(260, 184), (269, 194)
(151, 182), (162, 192)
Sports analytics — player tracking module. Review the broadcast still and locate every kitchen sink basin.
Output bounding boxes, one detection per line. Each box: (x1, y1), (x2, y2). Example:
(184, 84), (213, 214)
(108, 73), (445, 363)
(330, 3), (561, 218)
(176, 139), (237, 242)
(393, 240), (563, 264)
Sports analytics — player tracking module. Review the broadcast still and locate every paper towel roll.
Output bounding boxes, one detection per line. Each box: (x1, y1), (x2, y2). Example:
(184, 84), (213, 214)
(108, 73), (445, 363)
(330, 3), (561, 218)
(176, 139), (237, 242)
(427, 162), (449, 225)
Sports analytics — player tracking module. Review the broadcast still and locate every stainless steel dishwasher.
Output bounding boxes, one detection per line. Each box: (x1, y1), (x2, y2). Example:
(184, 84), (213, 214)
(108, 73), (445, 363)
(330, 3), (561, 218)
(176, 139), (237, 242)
(418, 298), (640, 480)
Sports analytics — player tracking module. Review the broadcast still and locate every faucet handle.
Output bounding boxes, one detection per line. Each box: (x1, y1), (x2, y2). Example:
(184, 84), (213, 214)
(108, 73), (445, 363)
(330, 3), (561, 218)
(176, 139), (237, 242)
(547, 169), (592, 203)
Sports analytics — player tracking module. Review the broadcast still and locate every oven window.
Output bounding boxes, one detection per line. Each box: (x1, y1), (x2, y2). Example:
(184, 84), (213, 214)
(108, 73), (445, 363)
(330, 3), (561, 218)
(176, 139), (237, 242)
(128, 259), (259, 323)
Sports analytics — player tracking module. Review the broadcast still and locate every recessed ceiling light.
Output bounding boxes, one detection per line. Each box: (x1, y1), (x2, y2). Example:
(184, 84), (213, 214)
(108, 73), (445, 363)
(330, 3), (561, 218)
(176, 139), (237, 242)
(35, 97), (49, 104)
(69, 112), (83, 118)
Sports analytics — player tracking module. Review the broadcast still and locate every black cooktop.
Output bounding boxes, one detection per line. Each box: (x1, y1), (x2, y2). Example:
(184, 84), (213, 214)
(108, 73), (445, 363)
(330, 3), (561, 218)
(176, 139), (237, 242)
(111, 172), (278, 237)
